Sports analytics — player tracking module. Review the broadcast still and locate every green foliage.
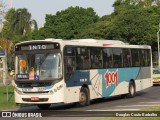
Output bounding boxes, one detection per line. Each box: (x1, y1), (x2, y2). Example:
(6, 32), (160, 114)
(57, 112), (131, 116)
(2, 9), (16, 40)
(0, 86), (17, 110)
(110, 1), (160, 45)
(3, 0), (160, 50)
(78, 0), (160, 46)
(104, 7), (156, 44)
(2, 8), (38, 43)
(30, 6), (99, 40)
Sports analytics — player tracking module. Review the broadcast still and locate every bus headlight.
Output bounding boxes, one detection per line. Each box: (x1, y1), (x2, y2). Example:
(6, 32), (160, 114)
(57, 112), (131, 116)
(15, 88), (22, 94)
(49, 90), (54, 94)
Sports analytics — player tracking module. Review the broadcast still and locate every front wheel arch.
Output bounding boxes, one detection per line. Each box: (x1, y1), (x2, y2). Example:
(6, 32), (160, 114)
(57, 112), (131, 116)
(76, 86), (90, 107)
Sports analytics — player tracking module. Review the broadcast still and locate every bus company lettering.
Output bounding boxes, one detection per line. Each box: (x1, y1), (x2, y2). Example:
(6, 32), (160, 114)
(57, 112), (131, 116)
(29, 45), (47, 50)
(104, 70), (118, 88)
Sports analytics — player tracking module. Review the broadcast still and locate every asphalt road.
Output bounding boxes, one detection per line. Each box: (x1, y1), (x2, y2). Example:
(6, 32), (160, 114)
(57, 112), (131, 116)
(1, 85), (160, 120)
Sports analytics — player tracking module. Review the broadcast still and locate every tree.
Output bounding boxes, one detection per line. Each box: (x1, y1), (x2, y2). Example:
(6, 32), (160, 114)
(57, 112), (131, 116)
(0, 0), (6, 38)
(2, 8), (15, 40)
(109, 1), (160, 45)
(78, 0), (160, 46)
(77, 15), (113, 39)
(30, 6), (99, 40)
(2, 8), (38, 43)
(105, 8), (155, 44)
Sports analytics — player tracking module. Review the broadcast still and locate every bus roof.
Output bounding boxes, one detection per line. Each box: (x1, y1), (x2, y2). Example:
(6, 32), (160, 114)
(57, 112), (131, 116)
(16, 38), (125, 44)
(15, 38), (151, 49)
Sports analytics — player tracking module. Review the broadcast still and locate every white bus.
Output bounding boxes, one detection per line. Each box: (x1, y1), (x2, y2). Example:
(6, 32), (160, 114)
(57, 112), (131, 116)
(14, 39), (153, 109)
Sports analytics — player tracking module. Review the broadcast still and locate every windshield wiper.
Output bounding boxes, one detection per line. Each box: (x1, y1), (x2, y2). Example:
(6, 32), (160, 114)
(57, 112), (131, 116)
(34, 53), (49, 73)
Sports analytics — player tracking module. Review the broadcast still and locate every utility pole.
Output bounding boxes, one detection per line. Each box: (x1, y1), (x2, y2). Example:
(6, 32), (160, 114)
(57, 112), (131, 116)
(9, 0), (13, 9)
(157, 23), (160, 68)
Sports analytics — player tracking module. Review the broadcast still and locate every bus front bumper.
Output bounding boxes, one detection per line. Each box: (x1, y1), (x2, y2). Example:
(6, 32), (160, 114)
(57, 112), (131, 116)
(14, 90), (64, 104)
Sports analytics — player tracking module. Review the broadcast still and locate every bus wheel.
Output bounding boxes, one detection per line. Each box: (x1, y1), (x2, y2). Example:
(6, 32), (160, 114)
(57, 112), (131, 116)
(127, 81), (135, 98)
(77, 87), (90, 107)
(37, 104), (51, 110)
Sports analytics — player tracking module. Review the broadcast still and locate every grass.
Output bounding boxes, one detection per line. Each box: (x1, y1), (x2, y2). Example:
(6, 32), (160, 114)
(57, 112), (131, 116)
(142, 106), (160, 111)
(0, 86), (19, 110)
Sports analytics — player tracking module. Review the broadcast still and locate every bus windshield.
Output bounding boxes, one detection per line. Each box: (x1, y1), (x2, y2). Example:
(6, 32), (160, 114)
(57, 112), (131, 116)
(15, 52), (62, 80)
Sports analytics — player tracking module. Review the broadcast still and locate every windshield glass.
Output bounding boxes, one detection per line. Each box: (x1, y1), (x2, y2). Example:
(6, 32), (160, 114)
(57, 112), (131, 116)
(15, 52), (62, 80)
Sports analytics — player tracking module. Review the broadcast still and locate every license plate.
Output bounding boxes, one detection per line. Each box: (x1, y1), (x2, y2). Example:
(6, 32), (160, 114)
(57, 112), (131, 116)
(22, 88), (32, 92)
(31, 97), (39, 101)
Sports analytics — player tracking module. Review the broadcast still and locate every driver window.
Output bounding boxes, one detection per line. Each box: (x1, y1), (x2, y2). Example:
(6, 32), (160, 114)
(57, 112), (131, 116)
(64, 47), (76, 81)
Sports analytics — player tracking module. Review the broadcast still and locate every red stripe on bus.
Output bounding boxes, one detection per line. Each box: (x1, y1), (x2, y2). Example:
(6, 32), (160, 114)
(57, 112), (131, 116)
(103, 44), (112, 46)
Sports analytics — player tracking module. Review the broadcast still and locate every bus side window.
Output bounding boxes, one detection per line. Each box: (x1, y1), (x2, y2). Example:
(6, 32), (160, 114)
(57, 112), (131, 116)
(76, 47), (90, 70)
(103, 48), (113, 68)
(64, 47), (76, 81)
(123, 49), (132, 67)
(76, 56), (82, 69)
(141, 49), (150, 66)
(90, 48), (102, 69)
(65, 57), (75, 73)
(83, 56), (90, 69)
(113, 48), (122, 68)
(131, 49), (140, 67)
(147, 50), (151, 66)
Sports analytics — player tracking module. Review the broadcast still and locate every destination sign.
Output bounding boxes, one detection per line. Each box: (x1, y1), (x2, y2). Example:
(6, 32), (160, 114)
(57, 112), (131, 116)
(16, 74), (29, 79)
(21, 44), (53, 50)
(29, 45), (47, 50)
(15, 43), (60, 51)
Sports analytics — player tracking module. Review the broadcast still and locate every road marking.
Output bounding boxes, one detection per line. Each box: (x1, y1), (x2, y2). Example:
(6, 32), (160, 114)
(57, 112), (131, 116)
(116, 104), (160, 107)
(87, 109), (140, 111)
(140, 102), (160, 104)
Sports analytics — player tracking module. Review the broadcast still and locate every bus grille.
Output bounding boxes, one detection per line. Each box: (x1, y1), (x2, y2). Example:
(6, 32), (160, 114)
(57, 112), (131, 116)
(22, 98), (48, 102)
(17, 82), (52, 87)
(23, 91), (49, 94)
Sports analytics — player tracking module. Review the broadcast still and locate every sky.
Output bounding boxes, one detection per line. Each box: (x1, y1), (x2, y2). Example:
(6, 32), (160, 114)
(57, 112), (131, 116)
(4, 0), (116, 27)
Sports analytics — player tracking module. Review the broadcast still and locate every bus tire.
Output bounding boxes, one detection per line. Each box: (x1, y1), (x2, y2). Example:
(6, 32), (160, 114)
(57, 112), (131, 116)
(76, 87), (90, 107)
(37, 104), (51, 110)
(127, 81), (135, 98)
